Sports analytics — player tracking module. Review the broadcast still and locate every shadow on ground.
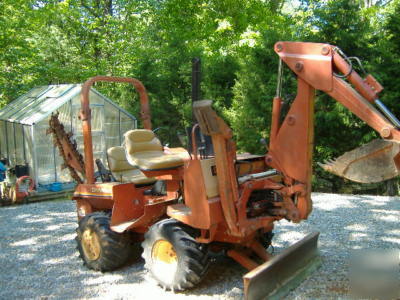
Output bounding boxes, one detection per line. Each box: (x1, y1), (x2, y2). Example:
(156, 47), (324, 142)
(0, 193), (398, 299)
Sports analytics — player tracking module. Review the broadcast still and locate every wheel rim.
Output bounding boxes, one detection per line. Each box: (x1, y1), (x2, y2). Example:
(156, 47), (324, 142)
(151, 239), (178, 283)
(82, 229), (101, 261)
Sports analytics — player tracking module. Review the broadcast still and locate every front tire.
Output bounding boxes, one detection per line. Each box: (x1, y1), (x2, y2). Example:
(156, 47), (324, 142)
(142, 219), (210, 291)
(76, 211), (140, 271)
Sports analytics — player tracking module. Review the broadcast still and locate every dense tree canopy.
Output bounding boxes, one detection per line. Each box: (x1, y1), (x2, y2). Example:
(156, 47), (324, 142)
(1, 0), (400, 193)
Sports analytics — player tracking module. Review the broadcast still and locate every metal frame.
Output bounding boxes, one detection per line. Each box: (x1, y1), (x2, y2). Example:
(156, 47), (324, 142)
(31, 126), (38, 185)
(4, 121), (9, 161)
(118, 110), (122, 145)
(0, 85), (137, 126)
(0, 86), (52, 123)
(12, 123), (17, 164)
(22, 125), (26, 163)
(80, 76), (152, 184)
(53, 140), (57, 182)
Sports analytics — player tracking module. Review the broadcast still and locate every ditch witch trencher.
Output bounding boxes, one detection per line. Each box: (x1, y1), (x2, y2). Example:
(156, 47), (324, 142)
(49, 42), (400, 299)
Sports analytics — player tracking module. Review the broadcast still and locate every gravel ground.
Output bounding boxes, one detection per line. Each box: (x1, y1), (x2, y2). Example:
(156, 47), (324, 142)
(0, 193), (399, 299)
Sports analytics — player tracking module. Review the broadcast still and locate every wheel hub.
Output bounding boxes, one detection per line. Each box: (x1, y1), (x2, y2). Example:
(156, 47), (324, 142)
(151, 239), (178, 283)
(152, 239), (177, 264)
(82, 229), (101, 260)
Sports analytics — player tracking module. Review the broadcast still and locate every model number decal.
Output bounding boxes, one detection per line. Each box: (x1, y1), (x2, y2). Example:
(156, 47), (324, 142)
(91, 187), (106, 193)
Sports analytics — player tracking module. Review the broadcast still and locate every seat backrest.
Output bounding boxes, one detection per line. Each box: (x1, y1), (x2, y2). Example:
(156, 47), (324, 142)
(124, 129), (163, 155)
(107, 146), (135, 172)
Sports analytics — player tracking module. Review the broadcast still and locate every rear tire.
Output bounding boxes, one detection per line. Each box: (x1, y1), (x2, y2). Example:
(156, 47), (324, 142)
(76, 211), (140, 272)
(142, 219), (210, 291)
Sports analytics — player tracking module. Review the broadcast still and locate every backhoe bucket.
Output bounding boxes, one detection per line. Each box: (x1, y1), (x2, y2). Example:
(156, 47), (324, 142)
(319, 139), (400, 184)
(243, 232), (321, 300)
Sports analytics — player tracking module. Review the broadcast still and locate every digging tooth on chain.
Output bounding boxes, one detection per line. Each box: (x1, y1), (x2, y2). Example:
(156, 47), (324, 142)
(48, 114), (85, 184)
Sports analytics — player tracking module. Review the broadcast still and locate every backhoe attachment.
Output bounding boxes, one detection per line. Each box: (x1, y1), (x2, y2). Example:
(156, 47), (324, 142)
(271, 41), (400, 185)
(319, 139), (400, 183)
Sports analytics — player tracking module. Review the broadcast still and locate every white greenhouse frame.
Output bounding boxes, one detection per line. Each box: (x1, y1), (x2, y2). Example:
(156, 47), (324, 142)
(0, 84), (137, 187)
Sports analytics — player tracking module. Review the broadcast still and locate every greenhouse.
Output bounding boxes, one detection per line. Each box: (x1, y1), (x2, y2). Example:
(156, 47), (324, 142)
(0, 84), (137, 187)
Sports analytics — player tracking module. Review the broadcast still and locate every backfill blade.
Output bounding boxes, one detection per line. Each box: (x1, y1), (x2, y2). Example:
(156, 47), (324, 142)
(243, 232), (321, 300)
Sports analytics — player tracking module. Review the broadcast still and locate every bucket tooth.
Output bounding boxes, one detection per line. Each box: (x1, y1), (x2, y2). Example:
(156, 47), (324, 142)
(243, 232), (321, 300)
(319, 139), (400, 183)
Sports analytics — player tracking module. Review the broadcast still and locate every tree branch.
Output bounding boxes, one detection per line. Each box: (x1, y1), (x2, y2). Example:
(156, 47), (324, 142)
(80, 0), (100, 18)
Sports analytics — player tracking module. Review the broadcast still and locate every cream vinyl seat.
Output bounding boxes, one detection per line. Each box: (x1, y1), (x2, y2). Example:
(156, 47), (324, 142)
(124, 129), (185, 171)
(107, 146), (156, 185)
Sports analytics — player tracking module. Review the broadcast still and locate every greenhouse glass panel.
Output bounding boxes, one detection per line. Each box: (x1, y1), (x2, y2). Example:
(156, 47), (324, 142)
(23, 125), (34, 178)
(104, 101), (120, 149)
(6, 122), (15, 165)
(91, 106), (104, 132)
(0, 121), (6, 159)
(120, 112), (136, 138)
(14, 124), (25, 165)
(35, 121), (55, 184)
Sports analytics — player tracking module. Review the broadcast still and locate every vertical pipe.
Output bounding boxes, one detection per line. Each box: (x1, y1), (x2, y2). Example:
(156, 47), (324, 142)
(118, 110), (121, 145)
(191, 58), (204, 154)
(101, 99), (106, 163)
(22, 125), (26, 163)
(70, 99), (73, 133)
(269, 97), (282, 147)
(31, 126), (39, 186)
(0, 122), (2, 158)
(53, 141), (57, 182)
(5, 122), (9, 163)
(13, 122), (17, 165)
(191, 58), (201, 122)
(0, 121), (3, 159)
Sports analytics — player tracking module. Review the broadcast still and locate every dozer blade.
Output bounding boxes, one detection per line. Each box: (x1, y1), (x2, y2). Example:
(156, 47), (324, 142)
(243, 232), (321, 300)
(319, 139), (400, 184)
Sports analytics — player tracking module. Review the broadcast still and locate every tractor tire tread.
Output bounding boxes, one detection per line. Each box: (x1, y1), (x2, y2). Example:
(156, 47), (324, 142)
(76, 211), (140, 272)
(142, 218), (209, 291)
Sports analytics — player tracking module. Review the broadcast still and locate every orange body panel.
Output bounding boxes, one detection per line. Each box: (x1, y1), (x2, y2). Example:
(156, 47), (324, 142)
(275, 41), (333, 91)
(73, 182), (171, 233)
(111, 183), (145, 226)
(167, 158), (223, 229)
(267, 78), (315, 219)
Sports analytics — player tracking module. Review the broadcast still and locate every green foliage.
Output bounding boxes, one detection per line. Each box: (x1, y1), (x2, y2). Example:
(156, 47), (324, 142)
(0, 0), (399, 193)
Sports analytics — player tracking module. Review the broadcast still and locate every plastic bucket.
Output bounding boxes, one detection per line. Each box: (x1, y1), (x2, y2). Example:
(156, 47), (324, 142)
(49, 182), (62, 192)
